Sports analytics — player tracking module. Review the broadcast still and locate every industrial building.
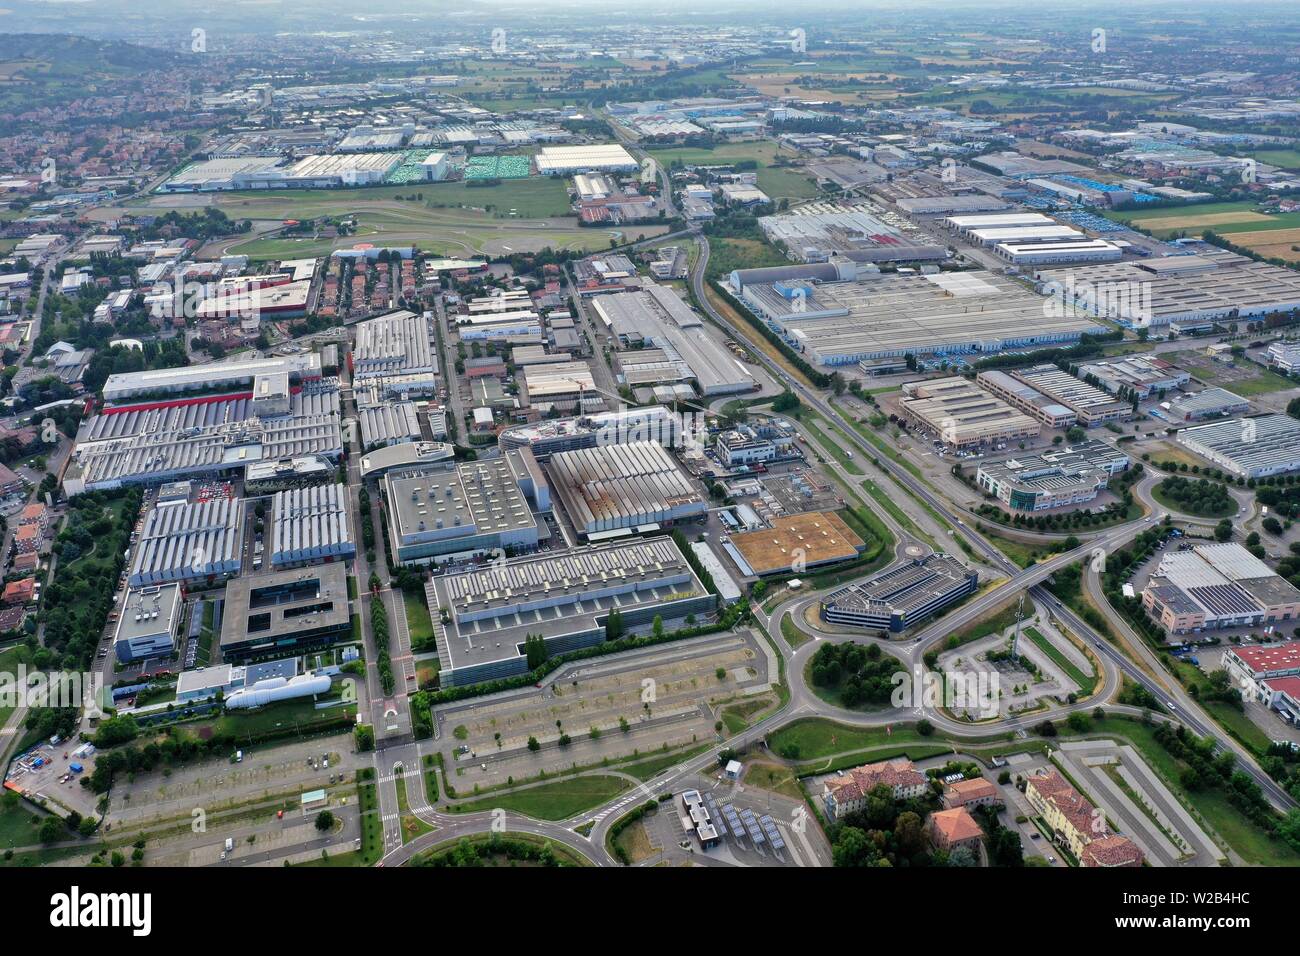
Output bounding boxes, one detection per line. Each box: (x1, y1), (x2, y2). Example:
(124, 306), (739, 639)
(427, 537), (715, 687)
(269, 483), (354, 567)
(738, 268), (1106, 366)
(994, 238), (1124, 266)
(758, 200), (947, 264)
(358, 401), (422, 449)
(1176, 414), (1300, 479)
(499, 406), (682, 460)
(1034, 246), (1300, 329)
(1164, 387), (1250, 422)
(1142, 543), (1300, 636)
(975, 441), (1131, 512)
(113, 584), (184, 663)
(220, 564), (352, 662)
(534, 144), (638, 176)
(1267, 341), (1300, 374)
(1224, 641), (1300, 701)
(547, 441), (706, 537)
(384, 450), (547, 565)
(591, 283), (756, 395)
(65, 384), (343, 495)
(352, 311), (437, 388)
(101, 353), (322, 403)
(898, 377), (1041, 451)
(520, 361), (603, 413)
(977, 364), (1129, 427)
(128, 494), (245, 587)
(724, 511), (865, 577)
(1075, 355), (1189, 399)
(822, 553), (977, 632)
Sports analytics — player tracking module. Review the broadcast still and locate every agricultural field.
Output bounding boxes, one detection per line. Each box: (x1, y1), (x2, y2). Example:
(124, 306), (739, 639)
(1250, 149), (1300, 172)
(1218, 227), (1300, 263)
(1106, 201), (1300, 238)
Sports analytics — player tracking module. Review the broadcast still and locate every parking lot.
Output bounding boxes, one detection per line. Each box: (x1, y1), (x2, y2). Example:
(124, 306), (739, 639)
(4, 738), (103, 821)
(433, 630), (774, 790)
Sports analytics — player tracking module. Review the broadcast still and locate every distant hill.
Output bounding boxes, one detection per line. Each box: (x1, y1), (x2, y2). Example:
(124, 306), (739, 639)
(0, 33), (188, 80)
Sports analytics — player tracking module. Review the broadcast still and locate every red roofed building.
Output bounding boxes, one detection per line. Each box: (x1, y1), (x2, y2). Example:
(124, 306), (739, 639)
(942, 777), (1001, 810)
(1260, 675), (1300, 723)
(13, 522), (43, 555)
(1080, 834), (1144, 868)
(928, 807), (985, 856)
(823, 758), (928, 820)
(1225, 641), (1300, 687)
(3, 576), (37, 605)
(1026, 769), (1142, 864)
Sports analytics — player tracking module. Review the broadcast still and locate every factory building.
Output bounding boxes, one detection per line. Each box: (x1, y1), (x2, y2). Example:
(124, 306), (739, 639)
(358, 401), (422, 449)
(101, 353), (322, 404)
(427, 537), (716, 687)
(547, 441), (707, 537)
(1177, 414), (1300, 479)
(520, 361), (603, 413)
(1267, 341), (1300, 374)
(128, 494), (245, 587)
(977, 365), (1130, 427)
(220, 564), (353, 662)
(976, 441), (1130, 512)
(534, 144), (638, 175)
(499, 406), (682, 460)
(114, 584), (183, 663)
(1033, 247), (1300, 329)
(758, 200), (947, 264)
(269, 483), (355, 567)
(352, 311), (437, 385)
(822, 554), (978, 632)
(725, 511), (865, 577)
(65, 384), (343, 496)
(898, 377), (1041, 451)
(384, 450), (547, 565)
(591, 283), (756, 395)
(1164, 387), (1250, 422)
(1075, 355), (1189, 399)
(740, 269), (1105, 366)
(1142, 543), (1300, 637)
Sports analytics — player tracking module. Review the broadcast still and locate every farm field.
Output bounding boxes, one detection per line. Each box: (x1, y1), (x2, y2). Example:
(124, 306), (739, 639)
(1250, 149), (1300, 171)
(1225, 227), (1300, 264)
(1106, 201), (1300, 238)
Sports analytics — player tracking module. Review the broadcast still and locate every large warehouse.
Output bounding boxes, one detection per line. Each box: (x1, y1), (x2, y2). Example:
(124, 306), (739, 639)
(1034, 246), (1300, 329)
(977, 364), (1129, 427)
(822, 553), (978, 632)
(591, 283), (755, 395)
(758, 200), (947, 263)
(101, 353), (322, 403)
(1143, 543), (1300, 636)
(427, 537), (716, 687)
(65, 385), (344, 495)
(898, 377), (1041, 451)
(128, 494), (245, 587)
(383, 450), (547, 565)
(352, 311), (438, 387)
(534, 144), (638, 175)
(1177, 414), (1300, 479)
(740, 270), (1107, 366)
(547, 441), (707, 536)
(269, 483), (355, 567)
(725, 511), (865, 576)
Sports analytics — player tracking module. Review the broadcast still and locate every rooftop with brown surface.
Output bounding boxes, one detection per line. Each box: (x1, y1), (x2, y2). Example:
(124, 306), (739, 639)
(729, 510), (864, 576)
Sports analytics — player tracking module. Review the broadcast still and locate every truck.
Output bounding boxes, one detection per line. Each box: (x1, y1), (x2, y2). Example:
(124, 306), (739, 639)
(224, 838), (234, 852)
(69, 762), (83, 774)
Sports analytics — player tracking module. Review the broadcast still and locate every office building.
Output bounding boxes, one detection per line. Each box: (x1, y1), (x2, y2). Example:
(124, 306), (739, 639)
(822, 553), (978, 632)
(114, 585), (183, 663)
(220, 564), (352, 661)
(976, 441), (1130, 511)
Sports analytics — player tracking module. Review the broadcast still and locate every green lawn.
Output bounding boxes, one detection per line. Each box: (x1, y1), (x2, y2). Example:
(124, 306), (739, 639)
(403, 588), (435, 650)
(0, 643), (34, 728)
(1023, 626), (1097, 694)
(644, 141), (819, 198)
(768, 718), (937, 761)
(446, 774), (632, 821)
(196, 697), (356, 741)
(798, 412), (864, 475)
(780, 612), (813, 649)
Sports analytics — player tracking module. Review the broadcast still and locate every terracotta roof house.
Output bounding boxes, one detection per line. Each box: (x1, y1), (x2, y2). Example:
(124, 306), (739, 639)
(942, 777), (1001, 809)
(3, 576), (36, 605)
(929, 807), (985, 855)
(823, 758), (929, 820)
(1080, 834), (1144, 868)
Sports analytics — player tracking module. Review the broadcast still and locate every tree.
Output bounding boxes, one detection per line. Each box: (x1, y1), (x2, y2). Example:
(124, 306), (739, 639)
(916, 718), (934, 736)
(652, 615), (664, 638)
(315, 810), (335, 832)
(605, 608), (623, 641)
(38, 816), (63, 844)
(527, 736), (540, 752)
(354, 724), (375, 752)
